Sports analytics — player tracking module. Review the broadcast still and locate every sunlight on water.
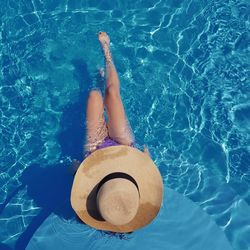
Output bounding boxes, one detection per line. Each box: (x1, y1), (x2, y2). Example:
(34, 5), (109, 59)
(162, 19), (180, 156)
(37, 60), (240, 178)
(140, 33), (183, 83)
(0, 0), (249, 249)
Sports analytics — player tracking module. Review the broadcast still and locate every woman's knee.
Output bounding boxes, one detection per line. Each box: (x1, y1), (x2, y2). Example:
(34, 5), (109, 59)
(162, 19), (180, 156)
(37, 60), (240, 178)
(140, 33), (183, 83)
(87, 90), (103, 109)
(105, 85), (120, 99)
(88, 90), (102, 102)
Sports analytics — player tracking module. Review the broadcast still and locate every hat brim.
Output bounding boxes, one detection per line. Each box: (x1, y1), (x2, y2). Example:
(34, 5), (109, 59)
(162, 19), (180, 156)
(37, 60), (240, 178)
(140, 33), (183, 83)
(70, 145), (163, 233)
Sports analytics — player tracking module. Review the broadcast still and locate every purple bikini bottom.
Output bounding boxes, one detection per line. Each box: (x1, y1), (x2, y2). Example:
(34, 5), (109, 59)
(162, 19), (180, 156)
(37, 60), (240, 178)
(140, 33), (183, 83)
(85, 137), (134, 158)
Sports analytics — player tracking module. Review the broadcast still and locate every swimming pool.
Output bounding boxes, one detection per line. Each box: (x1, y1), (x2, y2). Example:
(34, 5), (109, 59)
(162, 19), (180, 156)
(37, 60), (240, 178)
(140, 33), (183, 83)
(0, 0), (249, 249)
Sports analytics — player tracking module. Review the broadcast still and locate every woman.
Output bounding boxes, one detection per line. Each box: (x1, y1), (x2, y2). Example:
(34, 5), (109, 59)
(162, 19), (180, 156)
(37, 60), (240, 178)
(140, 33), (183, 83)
(70, 32), (163, 233)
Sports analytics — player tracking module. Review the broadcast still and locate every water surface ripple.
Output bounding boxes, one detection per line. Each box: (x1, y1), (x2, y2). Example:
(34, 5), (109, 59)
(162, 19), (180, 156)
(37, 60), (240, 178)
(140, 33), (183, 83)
(0, 0), (249, 249)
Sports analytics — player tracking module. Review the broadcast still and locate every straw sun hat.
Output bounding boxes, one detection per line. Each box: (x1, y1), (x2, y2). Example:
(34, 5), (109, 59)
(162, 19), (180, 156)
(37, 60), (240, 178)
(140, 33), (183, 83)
(71, 145), (163, 233)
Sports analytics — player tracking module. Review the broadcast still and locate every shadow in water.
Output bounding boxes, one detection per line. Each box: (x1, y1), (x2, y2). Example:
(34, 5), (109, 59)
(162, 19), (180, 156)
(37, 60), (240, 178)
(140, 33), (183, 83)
(58, 59), (92, 161)
(7, 59), (93, 250)
(0, 185), (25, 214)
(14, 163), (75, 250)
(0, 243), (12, 250)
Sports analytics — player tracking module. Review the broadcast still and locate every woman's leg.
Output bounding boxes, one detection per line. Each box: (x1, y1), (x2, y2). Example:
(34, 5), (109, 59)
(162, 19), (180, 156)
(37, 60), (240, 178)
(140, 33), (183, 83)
(98, 32), (134, 145)
(85, 90), (108, 153)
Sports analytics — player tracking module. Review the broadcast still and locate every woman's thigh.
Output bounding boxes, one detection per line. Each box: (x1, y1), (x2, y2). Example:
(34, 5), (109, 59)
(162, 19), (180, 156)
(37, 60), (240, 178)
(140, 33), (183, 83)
(85, 90), (108, 152)
(104, 89), (134, 145)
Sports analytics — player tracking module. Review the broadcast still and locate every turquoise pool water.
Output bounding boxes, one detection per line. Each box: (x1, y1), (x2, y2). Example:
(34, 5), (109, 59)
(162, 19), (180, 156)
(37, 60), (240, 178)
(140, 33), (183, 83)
(0, 0), (249, 249)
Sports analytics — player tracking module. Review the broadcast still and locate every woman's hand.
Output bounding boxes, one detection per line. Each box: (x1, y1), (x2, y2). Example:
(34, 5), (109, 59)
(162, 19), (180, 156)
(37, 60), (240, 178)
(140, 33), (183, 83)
(143, 144), (151, 157)
(69, 159), (81, 175)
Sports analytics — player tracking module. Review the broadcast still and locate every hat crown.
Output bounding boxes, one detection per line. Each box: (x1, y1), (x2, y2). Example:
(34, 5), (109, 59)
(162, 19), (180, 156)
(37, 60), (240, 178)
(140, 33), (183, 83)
(97, 178), (140, 226)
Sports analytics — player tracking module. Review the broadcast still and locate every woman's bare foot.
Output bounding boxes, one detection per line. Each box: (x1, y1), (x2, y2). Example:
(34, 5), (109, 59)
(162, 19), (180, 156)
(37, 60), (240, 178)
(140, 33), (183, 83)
(98, 31), (112, 63)
(94, 67), (105, 89)
(99, 67), (105, 78)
